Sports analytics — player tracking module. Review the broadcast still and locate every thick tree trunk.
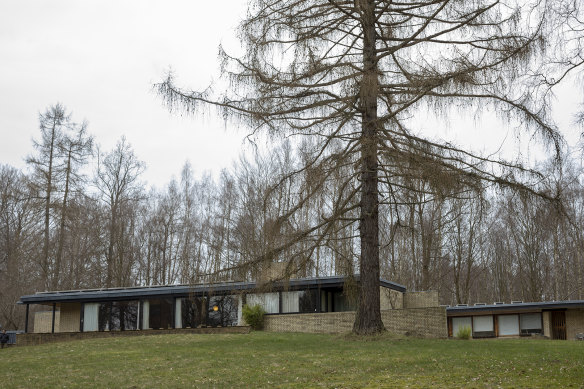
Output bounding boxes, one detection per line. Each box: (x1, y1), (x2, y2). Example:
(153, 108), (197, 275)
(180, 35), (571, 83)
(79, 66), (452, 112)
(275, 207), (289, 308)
(353, 0), (384, 334)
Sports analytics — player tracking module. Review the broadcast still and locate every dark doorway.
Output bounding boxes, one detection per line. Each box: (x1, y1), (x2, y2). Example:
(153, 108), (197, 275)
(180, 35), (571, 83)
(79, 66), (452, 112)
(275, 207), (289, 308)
(551, 311), (566, 340)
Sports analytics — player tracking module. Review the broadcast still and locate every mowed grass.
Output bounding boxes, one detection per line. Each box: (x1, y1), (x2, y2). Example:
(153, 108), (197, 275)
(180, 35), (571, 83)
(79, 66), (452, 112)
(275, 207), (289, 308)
(1, 332), (583, 388)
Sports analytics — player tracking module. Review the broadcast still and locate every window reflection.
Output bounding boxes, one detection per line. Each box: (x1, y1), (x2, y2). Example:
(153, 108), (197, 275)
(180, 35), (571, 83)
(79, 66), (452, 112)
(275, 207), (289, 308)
(299, 289), (319, 313)
(149, 298), (173, 329)
(97, 301), (139, 331)
(208, 295), (238, 327)
(182, 297), (206, 328)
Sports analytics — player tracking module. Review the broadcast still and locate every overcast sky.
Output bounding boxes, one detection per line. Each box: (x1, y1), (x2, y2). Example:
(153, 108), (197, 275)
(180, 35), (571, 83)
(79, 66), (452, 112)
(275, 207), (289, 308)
(1, 1), (582, 189)
(0, 0), (250, 188)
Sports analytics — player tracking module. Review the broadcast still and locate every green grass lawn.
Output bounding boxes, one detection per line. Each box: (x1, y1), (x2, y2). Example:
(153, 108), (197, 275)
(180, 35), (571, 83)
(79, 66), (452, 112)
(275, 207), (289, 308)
(1, 332), (583, 388)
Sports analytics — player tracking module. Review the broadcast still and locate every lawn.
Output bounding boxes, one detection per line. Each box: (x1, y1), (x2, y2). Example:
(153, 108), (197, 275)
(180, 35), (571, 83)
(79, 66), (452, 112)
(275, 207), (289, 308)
(1, 332), (583, 388)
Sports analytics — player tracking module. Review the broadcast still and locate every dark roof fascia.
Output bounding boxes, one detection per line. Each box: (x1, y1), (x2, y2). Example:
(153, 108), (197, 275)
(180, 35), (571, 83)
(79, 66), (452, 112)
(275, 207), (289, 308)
(447, 300), (584, 316)
(18, 276), (405, 305)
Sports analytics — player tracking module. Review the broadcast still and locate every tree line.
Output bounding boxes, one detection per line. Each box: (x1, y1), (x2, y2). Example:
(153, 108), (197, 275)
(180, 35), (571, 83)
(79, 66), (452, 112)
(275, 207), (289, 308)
(2, 104), (584, 330)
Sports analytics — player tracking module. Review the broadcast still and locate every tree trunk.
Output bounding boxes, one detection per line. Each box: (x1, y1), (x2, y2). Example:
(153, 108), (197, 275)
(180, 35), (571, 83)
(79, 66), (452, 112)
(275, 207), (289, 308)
(42, 121), (57, 290)
(353, 0), (384, 334)
(54, 148), (72, 290)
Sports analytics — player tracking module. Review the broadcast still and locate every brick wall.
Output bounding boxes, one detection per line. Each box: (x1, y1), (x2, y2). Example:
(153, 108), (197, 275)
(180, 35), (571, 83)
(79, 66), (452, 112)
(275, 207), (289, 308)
(16, 326), (251, 347)
(566, 309), (584, 340)
(34, 311), (60, 333)
(264, 307), (447, 338)
(59, 303), (81, 332)
(403, 291), (439, 308)
(380, 288), (403, 309)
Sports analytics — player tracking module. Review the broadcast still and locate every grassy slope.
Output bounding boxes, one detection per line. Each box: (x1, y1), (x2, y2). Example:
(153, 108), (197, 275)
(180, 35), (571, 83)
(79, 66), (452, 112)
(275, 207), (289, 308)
(1, 332), (583, 388)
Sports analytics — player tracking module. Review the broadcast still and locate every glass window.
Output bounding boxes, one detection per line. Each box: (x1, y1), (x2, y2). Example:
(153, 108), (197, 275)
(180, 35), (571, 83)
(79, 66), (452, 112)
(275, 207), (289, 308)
(472, 316), (494, 332)
(208, 295), (238, 327)
(247, 293), (279, 314)
(98, 303), (111, 331)
(498, 314), (520, 336)
(149, 299), (173, 329)
(520, 313), (542, 333)
(83, 303), (99, 332)
(282, 291), (300, 313)
(182, 296), (206, 328)
(333, 292), (356, 312)
(299, 289), (319, 313)
(452, 317), (472, 337)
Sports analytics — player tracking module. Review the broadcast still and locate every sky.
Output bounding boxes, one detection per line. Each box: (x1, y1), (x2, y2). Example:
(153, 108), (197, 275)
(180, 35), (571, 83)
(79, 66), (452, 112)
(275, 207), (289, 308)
(0, 0), (249, 189)
(1, 1), (582, 189)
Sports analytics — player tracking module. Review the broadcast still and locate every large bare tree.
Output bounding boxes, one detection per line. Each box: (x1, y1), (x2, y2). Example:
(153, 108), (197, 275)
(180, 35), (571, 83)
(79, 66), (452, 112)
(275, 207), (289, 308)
(158, 0), (583, 334)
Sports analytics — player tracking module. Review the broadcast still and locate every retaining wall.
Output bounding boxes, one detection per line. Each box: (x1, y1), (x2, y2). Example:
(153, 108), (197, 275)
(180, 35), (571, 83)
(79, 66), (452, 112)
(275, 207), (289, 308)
(264, 307), (447, 338)
(16, 326), (251, 347)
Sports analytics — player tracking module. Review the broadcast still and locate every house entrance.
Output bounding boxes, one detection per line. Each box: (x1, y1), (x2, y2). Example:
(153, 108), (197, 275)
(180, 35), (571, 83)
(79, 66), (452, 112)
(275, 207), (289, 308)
(551, 311), (566, 340)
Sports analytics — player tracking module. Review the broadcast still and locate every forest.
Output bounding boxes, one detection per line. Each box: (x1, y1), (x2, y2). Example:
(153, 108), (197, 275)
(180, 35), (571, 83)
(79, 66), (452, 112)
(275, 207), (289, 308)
(1, 103), (584, 330)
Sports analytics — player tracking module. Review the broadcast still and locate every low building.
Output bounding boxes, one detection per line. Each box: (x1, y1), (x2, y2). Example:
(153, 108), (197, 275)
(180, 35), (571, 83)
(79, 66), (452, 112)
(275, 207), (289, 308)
(18, 276), (410, 334)
(447, 301), (584, 340)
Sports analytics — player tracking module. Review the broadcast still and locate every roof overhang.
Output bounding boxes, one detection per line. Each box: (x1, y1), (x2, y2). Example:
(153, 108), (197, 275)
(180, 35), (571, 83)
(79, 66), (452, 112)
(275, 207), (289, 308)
(18, 276), (406, 305)
(447, 300), (584, 316)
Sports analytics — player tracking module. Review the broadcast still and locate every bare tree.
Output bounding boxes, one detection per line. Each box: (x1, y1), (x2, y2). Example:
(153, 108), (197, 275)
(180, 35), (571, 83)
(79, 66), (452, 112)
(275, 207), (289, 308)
(95, 137), (145, 288)
(157, 0), (583, 333)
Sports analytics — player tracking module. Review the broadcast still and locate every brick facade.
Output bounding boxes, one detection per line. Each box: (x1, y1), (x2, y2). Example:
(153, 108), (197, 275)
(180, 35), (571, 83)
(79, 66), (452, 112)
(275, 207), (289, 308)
(34, 311), (60, 333)
(380, 287), (403, 309)
(566, 309), (584, 340)
(59, 303), (81, 332)
(264, 307), (447, 338)
(403, 291), (439, 308)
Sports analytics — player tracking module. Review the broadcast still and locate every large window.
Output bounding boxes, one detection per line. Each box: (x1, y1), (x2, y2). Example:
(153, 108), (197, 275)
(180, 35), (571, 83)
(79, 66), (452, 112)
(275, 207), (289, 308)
(282, 291), (300, 313)
(298, 290), (319, 313)
(247, 293), (279, 314)
(473, 316), (494, 332)
(98, 303), (111, 331)
(498, 314), (520, 336)
(149, 298), (173, 329)
(181, 297), (206, 328)
(96, 301), (138, 331)
(520, 313), (542, 334)
(333, 292), (356, 312)
(208, 295), (238, 327)
(452, 317), (472, 337)
(83, 303), (99, 332)
(111, 301), (138, 331)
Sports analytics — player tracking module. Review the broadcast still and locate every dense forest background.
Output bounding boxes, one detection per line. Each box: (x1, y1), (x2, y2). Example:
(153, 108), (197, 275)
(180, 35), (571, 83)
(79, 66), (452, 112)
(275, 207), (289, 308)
(2, 104), (584, 329)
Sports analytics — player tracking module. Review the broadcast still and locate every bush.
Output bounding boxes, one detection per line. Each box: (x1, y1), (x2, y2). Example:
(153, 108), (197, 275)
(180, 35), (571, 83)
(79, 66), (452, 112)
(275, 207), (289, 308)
(456, 326), (472, 340)
(242, 304), (266, 330)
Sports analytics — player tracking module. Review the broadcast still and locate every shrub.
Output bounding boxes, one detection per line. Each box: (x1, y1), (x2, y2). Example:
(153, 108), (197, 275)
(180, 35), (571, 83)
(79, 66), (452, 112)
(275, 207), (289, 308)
(242, 304), (266, 330)
(456, 326), (472, 340)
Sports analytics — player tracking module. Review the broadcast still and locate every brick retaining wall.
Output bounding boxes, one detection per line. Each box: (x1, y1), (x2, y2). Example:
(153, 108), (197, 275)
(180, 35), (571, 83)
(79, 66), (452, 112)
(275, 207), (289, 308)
(264, 307), (447, 338)
(16, 326), (251, 346)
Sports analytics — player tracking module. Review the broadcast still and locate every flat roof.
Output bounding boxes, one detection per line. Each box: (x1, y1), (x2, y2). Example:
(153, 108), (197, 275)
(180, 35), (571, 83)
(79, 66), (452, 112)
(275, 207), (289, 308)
(18, 276), (406, 305)
(447, 300), (584, 316)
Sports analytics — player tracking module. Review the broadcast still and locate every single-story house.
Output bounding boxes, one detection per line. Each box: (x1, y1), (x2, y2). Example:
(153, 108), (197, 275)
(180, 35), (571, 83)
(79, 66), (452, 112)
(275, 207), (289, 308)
(447, 301), (584, 340)
(18, 276), (584, 341)
(18, 276), (406, 334)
